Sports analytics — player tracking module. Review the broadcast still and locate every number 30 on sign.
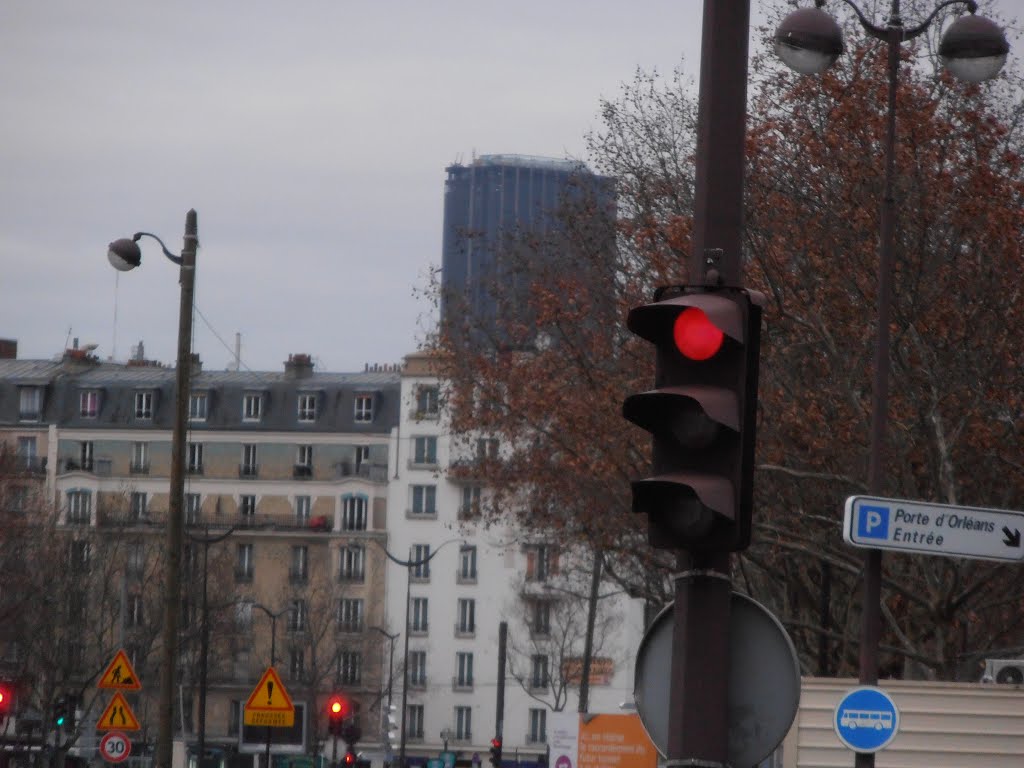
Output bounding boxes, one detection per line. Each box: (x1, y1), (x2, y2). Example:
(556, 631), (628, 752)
(99, 731), (132, 764)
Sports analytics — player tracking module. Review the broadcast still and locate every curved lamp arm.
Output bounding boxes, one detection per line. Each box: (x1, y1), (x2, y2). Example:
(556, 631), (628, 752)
(133, 231), (184, 266)
(369, 537), (465, 568)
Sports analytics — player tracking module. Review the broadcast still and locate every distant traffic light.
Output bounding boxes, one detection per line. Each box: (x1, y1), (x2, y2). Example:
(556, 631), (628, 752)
(623, 286), (762, 551)
(489, 736), (503, 767)
(0, 683), (11, 718)
(327, 694), (350, 736)
(342, 751), (356, 766)
(54, 697), (67, 728)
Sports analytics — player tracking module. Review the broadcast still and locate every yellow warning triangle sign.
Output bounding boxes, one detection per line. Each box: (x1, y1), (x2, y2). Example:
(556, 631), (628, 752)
(97, 692), (141, 731)
(243, 666), (294, 727)
(98, 650), (142, 690)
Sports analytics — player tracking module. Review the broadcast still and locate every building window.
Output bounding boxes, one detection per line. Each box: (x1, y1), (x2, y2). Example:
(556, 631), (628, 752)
(134, 391), (154, 419)
(8, 486), (28, 514)
(526, 545), (559, 582)
(240, 495), (257, 522)
(243, 393), (263, 421)
(288, 599), (307, 633)
(530, 655), (549, 689)
(410, 485), (436, 517)
(455, 706), (472, 741)
(406, 705), (424, 739)
(455, 652), (473, 688)
(354, 394), (373, 423)
(186, 493), (201, 524)
(80, 390), (99, 418)
(235, 600), (253, 631)
(189, 392), (208, 421)
(188, 443), (203, 474)
(460, 486), (482, 519)
(457, 599), (475, 635)
(531, 600), (551, 637)
(528, 709), (547, 743)
(289, 648), (304, 681)
(16, 437), (37, 470)
(236, 544), (254, 582)
(290, 546), (308, 583)
(339, 651), (361, 685)
(458, 546), (477, 582)
(295, 495), (311, 524)
(415, 386), (439, 417)
(131, 442), (149, 474)
(296, 445), (313, 477)
(337, 599), (363, 633)
(342, 495), (367, 531)
(79, 441), (94, 471)
(241, 444), (258, 477)
(127, 594), (145, 627)
(67, 491), (91, 525)
(228, 701), (241, 736)
(477, 438), (499, 460)
(409, 651), (427, 687)
(127, 543), (145, 578)
(130, 492), (147, 520)
(69, 540), (90, 570)
(339, 545), (365, 582)
(412, 437), (437, 466)
(355, 445), (370, 474)
(411, 545), (430, 580)
(411, 598), (428, 634)
(297, 394), (317, 422)
(19, 386), (42, 421)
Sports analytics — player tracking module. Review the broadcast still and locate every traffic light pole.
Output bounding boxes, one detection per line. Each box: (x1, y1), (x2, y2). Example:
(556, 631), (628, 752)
(673, 2), (749, 767)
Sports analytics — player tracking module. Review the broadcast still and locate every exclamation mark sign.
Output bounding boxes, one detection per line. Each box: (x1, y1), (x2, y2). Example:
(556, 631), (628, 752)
(267, 680), (274, 705)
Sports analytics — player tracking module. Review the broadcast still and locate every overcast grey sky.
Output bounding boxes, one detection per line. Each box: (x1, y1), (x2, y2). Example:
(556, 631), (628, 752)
(1, 1), (771, 372)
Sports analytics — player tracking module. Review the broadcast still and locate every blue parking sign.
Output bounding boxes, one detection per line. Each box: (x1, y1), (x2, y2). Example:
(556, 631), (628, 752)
(834, 687), (899, 753)
(856, 504), (890, 540)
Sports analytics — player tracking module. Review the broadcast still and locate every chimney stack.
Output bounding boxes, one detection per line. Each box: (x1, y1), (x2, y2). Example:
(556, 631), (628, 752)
(285, 353), (314, 379)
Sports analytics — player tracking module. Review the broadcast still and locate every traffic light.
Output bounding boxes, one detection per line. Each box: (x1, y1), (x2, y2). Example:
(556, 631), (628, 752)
(342, 751), (356, 766)
(489, 736), (502, 767)
(327, 694), (350, 736)
(623, 285), (762, 552)
(0, 683), (11, 718)
(54, 697), (67, 728)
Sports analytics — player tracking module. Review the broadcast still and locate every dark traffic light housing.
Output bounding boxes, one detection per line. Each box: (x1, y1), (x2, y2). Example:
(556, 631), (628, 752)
(327, 694), (350, 736)
(624, 285), (762, 552)
(490, 737), (503, 766)
(54, 697), (67, 729)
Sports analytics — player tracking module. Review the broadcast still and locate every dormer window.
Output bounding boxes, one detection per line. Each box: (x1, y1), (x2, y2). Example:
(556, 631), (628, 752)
(134, 391), (154, 420)
(18, 386), (43, 422)
(416, 385), (439, 417)
(189, 392), (208, 421)
(80, 390), (100, 418)
(243, 393), (263, 422)
(354, 394), (373, 423)
(297, 394), (317, 423)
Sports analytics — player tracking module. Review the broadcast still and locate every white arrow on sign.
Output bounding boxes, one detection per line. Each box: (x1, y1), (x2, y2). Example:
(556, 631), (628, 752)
(844, 496), (1024, 563)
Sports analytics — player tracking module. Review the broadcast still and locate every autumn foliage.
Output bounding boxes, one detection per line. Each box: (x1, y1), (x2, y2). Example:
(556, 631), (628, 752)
(430, 13), (1024, 679)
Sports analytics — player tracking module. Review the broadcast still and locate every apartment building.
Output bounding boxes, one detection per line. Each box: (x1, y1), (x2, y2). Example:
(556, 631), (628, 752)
(0, 345), (400, 767)
(384, 351), (645, 768)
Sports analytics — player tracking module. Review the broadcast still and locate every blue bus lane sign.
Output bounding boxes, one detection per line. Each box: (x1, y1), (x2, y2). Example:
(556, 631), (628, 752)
(844, 495), (1024, 563)
(834, 687), (899, 754)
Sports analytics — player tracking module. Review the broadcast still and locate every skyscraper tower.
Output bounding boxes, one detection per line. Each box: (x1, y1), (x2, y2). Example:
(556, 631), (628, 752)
(440, 154), (614, 344)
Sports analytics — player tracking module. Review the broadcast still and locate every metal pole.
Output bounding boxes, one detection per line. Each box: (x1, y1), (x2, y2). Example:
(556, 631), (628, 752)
(398, 556), (412, 768)
(265, 613), (277, 768)
(157, 209), (198, 768)
(495, 622), (506, 752)
(856, 12), (902, 768)
(577, 549), (602, 714)
(669, 3), (749, 766)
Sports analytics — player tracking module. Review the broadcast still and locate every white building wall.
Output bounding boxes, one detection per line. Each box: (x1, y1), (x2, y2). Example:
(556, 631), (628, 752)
(384, 354), (645, 766)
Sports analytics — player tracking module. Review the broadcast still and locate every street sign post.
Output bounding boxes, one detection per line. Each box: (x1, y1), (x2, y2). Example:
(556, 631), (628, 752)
(834, 687), (899, 754)
(844, 496), (1024, 562)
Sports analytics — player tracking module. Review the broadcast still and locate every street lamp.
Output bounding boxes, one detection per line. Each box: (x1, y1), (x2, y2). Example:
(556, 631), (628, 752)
(108, 210), (199, 768)
(775, 4), (1007, 768)
(371, 539), (464, 768)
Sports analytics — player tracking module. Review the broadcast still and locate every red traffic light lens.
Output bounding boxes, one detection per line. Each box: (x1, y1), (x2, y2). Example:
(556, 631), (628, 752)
(328, 695), (348, 717)
(0, 690), (5, 705)
(330, 701), (342, 714)
(673, 308), (724, 361)
(343, 753), (355, 766)
(491, 738), (502, 748)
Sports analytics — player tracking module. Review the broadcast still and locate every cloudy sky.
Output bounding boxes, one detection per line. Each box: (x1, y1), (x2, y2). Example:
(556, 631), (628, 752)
(1, 1), (771, 373)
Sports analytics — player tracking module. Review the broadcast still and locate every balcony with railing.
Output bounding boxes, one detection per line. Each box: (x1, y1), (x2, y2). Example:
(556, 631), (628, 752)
(334, 461), (388, 483)
(451, 676), (474, 692)
(239, 463), (259, 479)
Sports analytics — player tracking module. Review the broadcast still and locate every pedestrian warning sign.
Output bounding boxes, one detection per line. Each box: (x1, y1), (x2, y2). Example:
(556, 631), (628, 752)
(97, 692), (141, 731)
(98, 650), (142, 690)
(244, 666), (294, 727)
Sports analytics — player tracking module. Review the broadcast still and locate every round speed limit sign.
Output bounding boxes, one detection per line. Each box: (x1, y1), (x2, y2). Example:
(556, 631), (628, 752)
(99, 731), (132, 763)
